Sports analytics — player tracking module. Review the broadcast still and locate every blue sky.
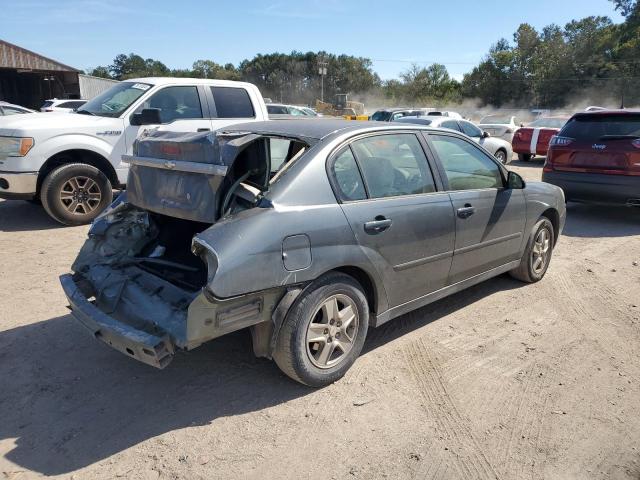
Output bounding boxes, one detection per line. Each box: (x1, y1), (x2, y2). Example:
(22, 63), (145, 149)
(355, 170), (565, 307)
(2, 0), (624, 80)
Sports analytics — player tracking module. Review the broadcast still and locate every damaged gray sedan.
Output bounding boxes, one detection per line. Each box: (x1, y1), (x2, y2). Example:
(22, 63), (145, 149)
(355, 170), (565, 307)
(61, 119), (566, 386)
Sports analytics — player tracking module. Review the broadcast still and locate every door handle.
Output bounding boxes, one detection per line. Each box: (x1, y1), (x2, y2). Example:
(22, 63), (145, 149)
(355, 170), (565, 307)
(457, 204), (475, 219)
(364, 217), (392, 234)
(197, 128), (211, 132)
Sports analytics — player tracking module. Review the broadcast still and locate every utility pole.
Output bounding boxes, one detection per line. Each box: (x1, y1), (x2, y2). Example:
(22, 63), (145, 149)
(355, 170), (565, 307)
(318, 57), (328, 103)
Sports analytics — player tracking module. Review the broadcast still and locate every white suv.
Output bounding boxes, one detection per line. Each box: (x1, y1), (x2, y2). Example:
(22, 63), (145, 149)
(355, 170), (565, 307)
(0, 78), (268, 225)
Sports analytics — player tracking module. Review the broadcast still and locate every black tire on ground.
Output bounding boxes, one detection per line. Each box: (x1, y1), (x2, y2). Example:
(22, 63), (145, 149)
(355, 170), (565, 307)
(41, 163), (113, 226)
(509, 217), (555, 283)
(273, 272), (369, 387)
(518, 153), (532, 162)
(495, 149), (509, 164)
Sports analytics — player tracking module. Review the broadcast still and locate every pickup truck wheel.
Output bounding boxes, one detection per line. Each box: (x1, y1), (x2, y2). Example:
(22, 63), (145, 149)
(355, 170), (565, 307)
(273, 273), (369, 387)
(518, 153), (532, 162)
(509, 217), (554, 283)
(41, 163), (112, 226)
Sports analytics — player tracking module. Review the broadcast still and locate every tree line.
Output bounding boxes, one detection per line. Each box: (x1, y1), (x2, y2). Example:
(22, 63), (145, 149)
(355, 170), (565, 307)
(87, 0), (639, 108)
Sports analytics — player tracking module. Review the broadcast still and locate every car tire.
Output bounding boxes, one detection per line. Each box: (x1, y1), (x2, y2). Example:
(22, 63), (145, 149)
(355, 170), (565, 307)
(518, 153), (532, 162)
(495, 149), (509, 164)
(41, 163), (113, 226)
(509, 217), (554, 283)
(273, 272), (369, 387)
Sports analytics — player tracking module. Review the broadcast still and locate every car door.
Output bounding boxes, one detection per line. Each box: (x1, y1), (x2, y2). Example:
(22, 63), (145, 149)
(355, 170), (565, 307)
(331, 132), (455, 307)
(426, 133), (526, 284)
(123, 84), (213, 156)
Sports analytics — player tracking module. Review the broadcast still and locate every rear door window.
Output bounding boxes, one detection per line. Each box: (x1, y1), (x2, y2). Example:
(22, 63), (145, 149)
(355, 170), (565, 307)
(211, 87), (255, 118)
(331, 147), (367, 201)
(561, 114), (640, 140)
(350, 134), (437, 198)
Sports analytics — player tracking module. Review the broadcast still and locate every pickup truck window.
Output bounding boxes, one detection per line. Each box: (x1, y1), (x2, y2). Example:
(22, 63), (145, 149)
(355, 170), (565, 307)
(137, 86), (203, 123)
(211, 87), (255, 118)
(78, 81), (152, 117)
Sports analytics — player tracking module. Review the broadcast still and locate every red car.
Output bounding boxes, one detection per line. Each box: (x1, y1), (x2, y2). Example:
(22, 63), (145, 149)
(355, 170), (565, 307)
(512, 117), (569, 162)
(542, 110), (640, 206)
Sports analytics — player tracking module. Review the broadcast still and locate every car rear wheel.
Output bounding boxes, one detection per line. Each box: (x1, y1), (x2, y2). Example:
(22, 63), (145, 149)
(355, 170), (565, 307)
(518, 153), (532, 162)
(509, 217), (554, 283)
(41, 163), (113, 226)
(494, 149), (508, 164)
(273, 273), (369, 387)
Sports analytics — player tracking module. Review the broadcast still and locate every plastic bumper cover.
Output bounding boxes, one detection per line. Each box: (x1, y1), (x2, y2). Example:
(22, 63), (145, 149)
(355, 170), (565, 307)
(60, 273), (175, 369)
(0, 171), (38, 199)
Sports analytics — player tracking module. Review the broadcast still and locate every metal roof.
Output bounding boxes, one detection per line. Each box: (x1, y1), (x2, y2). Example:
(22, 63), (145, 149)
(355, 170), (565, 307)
(0, 39), (78, 72)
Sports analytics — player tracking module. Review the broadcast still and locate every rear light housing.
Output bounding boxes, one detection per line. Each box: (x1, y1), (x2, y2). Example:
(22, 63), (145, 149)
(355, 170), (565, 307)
(549, 135), (574, 147)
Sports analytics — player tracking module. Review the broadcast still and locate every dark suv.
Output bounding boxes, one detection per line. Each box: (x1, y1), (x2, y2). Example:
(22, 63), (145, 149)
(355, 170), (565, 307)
(543, 110), (640, 207)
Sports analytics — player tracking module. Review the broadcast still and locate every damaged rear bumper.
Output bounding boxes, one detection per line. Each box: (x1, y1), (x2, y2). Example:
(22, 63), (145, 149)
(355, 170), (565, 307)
(60, 273), (175, 369)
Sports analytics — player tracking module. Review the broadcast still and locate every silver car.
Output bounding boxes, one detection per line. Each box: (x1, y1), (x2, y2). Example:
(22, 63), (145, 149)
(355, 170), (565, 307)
(478, 114), (520, 143)
(395, 115), (514, 164)
(61, 120), (565, 387)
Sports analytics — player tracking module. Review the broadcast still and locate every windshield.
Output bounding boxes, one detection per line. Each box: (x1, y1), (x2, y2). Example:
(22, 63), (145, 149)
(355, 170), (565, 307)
(370, 111), (392, 122)
(529, 117), (567, 129)
(560, 114), (640, 140)
(77, 81), (152, 117)
(480, 115), (513, 125)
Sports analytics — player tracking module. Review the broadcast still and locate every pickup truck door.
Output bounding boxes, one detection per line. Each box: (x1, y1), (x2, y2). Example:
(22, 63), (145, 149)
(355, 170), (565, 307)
(121, 85), (214, 176)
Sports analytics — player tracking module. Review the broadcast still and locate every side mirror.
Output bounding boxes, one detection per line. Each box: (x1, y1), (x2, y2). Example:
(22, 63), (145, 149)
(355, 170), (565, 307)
(507, 171), (525, 189)
(130, 108), (161, 126)
(482, 131), (490, 138)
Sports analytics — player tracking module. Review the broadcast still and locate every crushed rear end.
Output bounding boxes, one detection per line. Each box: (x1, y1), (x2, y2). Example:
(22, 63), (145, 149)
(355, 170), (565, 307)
(61, 129), (288, 367)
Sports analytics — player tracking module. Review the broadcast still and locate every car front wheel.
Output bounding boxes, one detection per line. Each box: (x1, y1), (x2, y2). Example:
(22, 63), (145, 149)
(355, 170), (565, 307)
(41, 163), (113, 226)
(273, 273), (369, 387)
(510, 217), (554, 283)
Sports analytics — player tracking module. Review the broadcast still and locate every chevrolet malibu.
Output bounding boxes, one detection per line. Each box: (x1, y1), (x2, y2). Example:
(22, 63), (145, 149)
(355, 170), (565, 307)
(61, 120), (566, 387)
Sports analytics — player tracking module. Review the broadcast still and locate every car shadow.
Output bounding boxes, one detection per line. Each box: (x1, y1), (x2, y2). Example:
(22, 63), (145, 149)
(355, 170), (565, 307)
(0, 314), (312, 476)
(0, 199), (63, 232)
(562, 202), (640, 238)
(364, 274), (525, 353)
(1, 274), (526, 476)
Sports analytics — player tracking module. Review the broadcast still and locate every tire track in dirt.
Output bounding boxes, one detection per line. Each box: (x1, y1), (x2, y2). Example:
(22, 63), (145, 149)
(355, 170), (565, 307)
(492, 362), (556, 480)
(403, 337), (501, 480)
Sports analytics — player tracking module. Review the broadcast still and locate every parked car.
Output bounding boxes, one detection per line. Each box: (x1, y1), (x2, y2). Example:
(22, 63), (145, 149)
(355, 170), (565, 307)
(41, 99), (87, 112)
(543, 110), (640, 207)
(61, 119), (565, 387)
(395, 115), (513, 164)
(0, 77), (268, 225)
(369, 108), (430, 122)
(479, 115), (520, 143)
(0, 101), (35, 115)
(512, 116), (569, 162)
(267, 103), (319, 117)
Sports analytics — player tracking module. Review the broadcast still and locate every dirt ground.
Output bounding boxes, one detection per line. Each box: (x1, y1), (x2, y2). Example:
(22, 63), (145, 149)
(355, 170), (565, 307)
(1, 159), (639, 480)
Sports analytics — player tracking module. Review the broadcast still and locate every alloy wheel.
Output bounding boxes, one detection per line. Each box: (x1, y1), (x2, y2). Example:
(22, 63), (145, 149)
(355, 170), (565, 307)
(531, 227), (551, 274)
(59, 176), (102, 215)
(306, 294), (359, 369)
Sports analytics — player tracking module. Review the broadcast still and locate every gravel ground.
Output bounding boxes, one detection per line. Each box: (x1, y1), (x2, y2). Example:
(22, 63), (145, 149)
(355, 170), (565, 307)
(1, 159), (639, 480)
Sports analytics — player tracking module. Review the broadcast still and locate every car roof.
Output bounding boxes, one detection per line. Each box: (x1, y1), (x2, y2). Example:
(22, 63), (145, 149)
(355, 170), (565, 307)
(220, 119), (441, 144)
(571, 109), (640, 119)
(374, 107), (426, 113)
(126, 77), (258, 89)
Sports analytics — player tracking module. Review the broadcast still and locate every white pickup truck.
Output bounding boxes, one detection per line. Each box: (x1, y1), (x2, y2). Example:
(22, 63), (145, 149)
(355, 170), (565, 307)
(0, 77), (269, 225)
